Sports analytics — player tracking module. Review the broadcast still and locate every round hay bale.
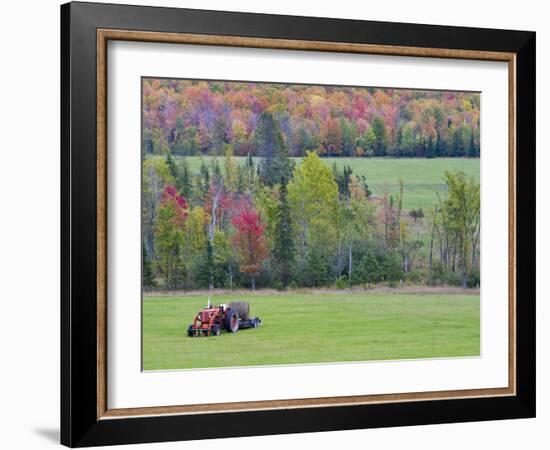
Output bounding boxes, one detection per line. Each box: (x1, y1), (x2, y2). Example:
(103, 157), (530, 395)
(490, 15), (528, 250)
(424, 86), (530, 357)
(227, 301), (249, 321)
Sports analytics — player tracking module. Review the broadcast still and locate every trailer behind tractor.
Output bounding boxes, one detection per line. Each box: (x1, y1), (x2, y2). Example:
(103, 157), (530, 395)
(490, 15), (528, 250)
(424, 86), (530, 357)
(187, 301), (261, 337)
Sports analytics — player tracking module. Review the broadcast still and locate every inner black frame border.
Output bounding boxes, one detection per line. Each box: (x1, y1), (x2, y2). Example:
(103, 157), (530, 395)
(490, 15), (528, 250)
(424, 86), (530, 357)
(61, 2), (535, 447)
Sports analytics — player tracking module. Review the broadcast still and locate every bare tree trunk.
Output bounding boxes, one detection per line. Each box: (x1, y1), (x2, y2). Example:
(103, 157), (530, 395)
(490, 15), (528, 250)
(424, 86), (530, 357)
(383, 194), (389, 248)
(452, 242), (456, 272)
(348, 244), (353, 284)
(299, 219), (309, 260)
(429, 207), (437, 270)
(207, 182), (223, 292)
(471, 229), (480, 268)
(337, 241), (344, 277)
(251, 276), (256, 291)
(444, 236), (449, 269)
(209, 183), (223, 241)
(461, 238), (468, 288)
(448, 240), (452, 270)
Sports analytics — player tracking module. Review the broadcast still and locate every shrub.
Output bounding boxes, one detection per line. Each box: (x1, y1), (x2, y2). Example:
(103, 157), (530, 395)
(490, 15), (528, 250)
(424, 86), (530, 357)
(334, 275), (348, 289)
(409, 208), (425, 222)
(405, 270), (424, 284)
(429, 262), (463, 286)
(351, 251), (380, 286)
(467, 269), (480, 288)
(298, 250), (331, 287)
(380, 253), (403, 283)
(428, 262), (445, 286)
(443, 270), (462, 286)
(142, 244), (156, 289)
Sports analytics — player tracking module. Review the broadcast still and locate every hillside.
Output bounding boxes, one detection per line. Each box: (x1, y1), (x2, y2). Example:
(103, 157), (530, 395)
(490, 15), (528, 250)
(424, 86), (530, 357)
(142, 78), (480, 159)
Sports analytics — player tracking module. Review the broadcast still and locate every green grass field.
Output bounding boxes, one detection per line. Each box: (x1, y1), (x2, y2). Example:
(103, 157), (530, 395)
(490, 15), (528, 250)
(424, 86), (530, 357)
(154, 156), (479, 210)
(142, 291), (480, 370)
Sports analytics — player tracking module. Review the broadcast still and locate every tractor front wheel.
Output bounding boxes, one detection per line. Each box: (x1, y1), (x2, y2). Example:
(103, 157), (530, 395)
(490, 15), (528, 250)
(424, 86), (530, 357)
(211, 324), (221, 336)
(224, 309), (239, 333)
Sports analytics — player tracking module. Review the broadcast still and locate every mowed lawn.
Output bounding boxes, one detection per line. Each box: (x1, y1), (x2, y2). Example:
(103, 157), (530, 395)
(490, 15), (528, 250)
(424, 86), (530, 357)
(142, 291), (480, 370)
(155, 156), (479, 210)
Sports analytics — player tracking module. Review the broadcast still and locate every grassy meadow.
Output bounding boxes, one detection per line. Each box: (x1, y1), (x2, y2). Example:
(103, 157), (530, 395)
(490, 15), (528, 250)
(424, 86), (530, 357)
(149, 155), (479, 210)
(142, 290), (480, 370)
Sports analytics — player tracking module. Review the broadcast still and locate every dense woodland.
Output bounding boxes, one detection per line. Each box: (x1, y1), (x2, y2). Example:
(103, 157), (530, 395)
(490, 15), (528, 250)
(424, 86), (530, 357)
(143, 79), (480, 159)
(143, 113), (480, 292)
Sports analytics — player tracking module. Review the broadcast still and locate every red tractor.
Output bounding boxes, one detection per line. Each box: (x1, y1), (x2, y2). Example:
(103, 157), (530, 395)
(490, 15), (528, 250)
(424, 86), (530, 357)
(187, 300), (261, 337)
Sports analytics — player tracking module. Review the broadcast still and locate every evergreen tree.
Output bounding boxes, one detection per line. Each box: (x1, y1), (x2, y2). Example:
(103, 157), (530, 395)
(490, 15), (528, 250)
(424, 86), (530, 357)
(363, 252), (381, 286)
(272, 179), (295, 287)
(426, 135), (435, 158)
(199, 160), (210, 200)
(142, 243), (156, 289)
(372, 117), (388, 156)
(212, 159), (223, 184)
(468, 130), (478, 157)
(165, 152), (179, 183)
(333, 164), (353, 199)
(256, 112), (292, 186)
(356, 175), (372, 198)
(236, 165), (246, 194)
(394, 125), (403, 156)
(178, 159), (193, 199)
(435, 130), (445, 157)
(167, 154), (193, 198)
(195, 239), (216, 289)
(380, 252), (402, 285)
(245, 152), (255, 187)
(341, 118), (358, 157)
(452, 128), (465, 157)
(352, 251), (380, 286)
(294, 127), (309, 156)
(303, 249), (329, 287)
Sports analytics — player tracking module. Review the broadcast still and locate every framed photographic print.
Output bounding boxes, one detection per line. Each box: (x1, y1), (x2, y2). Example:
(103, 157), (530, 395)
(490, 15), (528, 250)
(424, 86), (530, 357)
(60, 1), (536, 447)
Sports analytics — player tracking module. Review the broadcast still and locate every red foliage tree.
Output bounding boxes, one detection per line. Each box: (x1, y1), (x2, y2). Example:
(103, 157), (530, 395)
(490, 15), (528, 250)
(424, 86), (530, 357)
(160, 185), (188, 226)
(155, 186), (189, 288)
(163, 185), (187, 205)
(231, 207), (268, 290)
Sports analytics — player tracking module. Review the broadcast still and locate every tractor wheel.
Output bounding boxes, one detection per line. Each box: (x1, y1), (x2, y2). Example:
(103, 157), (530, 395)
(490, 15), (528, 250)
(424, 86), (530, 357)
(187, 325), (194, 337)
(224, 309), (239, 333)
(211, 324), (221, 336)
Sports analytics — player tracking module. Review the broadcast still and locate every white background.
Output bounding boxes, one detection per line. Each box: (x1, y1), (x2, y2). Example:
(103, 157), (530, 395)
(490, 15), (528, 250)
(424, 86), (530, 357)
(0, 0), (547, 449)
(108, 42), (509, 409)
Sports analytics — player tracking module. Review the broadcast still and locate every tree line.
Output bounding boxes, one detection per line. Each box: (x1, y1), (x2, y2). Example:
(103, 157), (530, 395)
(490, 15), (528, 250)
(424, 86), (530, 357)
(143, 112), (480, 291)
(143, 79), (480, 159)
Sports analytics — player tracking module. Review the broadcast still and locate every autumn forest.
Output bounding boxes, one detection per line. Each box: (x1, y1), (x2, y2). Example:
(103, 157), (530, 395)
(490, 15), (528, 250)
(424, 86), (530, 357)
(142, 79), (481, 292)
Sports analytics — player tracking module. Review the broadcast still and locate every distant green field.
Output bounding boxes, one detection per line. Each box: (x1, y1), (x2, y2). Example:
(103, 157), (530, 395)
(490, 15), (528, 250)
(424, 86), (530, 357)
(142, 291), (480, 370)
(150, 156), (480, 210)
